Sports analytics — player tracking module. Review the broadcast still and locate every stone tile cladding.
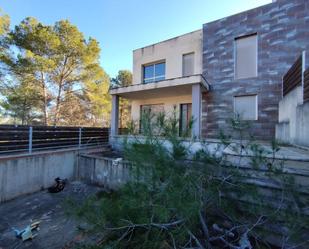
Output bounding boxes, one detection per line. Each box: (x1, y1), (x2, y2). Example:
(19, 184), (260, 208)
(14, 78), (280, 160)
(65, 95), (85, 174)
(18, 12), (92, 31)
(202, 0), (309, 139)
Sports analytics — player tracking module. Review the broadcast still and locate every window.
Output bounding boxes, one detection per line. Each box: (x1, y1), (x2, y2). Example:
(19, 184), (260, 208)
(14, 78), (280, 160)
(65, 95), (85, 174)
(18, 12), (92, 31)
(143, 62), (165, 83)
(235, 34), (257, 79)
(140, 104), (164, 116)
(179, 103), (192, 136)
(140, 104), (164, 133)
(183, 53), (194, 76)
(234, 95), (258, 120)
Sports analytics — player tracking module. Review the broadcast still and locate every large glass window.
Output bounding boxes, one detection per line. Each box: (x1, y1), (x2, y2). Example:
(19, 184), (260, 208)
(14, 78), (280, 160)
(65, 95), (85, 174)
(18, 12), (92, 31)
(234, 95), (258, 120)
(235, 34), (257, 79)
(143, 62), (165, 83)
(182, 53), (195, 76)
(140, 104), (164, 133)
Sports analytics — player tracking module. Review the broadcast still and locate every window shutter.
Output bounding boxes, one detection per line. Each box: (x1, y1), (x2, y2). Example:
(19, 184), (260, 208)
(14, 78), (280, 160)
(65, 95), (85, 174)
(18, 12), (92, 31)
(235, 35), (257, 79)
(183, 53), (195, 76)
(234, 95), (258, 120)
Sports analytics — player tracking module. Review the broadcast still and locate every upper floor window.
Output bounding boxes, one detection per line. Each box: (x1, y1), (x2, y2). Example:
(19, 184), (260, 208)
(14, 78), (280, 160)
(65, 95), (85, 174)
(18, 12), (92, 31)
(143, 62), (165, 83)
(235, 34), (257, 79)
(183, 52), (195, 76)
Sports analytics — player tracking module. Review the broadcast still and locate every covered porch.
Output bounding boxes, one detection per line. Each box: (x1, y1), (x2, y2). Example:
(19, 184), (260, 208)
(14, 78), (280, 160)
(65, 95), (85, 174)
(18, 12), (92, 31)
(109, 74), (209, 138)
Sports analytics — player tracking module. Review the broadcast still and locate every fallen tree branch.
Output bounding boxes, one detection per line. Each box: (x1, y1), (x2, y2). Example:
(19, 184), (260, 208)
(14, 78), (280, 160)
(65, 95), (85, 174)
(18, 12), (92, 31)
(105, 218), (185, 232)
(187, 229), (205, 249)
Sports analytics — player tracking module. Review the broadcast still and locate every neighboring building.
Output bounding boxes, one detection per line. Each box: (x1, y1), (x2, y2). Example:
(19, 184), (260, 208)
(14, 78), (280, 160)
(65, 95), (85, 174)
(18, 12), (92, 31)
(110, 0), (309, 141)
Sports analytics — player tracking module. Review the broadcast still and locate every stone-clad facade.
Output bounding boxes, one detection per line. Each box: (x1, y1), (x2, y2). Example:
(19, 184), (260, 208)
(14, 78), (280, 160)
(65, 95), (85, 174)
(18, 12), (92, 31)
(202, 0), (309, 139)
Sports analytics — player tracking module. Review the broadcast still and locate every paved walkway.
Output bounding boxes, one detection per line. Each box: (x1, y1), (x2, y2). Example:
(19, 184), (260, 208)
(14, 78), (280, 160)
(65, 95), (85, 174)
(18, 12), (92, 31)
(0, 182), (102, 249)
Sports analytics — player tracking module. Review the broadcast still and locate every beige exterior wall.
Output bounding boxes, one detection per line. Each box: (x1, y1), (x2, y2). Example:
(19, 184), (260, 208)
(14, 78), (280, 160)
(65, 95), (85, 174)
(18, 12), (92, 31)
(132, 29), (203, 84)
(131, 94), (192, 122)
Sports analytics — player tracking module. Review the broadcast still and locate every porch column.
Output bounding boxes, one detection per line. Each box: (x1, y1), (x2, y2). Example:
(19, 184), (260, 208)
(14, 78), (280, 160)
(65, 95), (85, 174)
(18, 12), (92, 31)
(192, 84), (201, 138)
(111, 94), (119, 137)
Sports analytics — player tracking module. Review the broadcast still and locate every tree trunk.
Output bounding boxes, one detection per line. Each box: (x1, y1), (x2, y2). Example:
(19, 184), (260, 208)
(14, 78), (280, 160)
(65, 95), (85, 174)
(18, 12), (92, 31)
(40, 72), (48, 125)
(53, 83), (62, 126)
(53, 56), (68, 126)
(21, 101), (26, 125)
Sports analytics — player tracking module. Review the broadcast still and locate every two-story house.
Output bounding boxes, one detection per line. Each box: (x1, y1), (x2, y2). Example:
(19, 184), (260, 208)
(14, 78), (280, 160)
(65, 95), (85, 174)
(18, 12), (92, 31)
(110, 30), (208, 138)
(110, 0), (309, 141)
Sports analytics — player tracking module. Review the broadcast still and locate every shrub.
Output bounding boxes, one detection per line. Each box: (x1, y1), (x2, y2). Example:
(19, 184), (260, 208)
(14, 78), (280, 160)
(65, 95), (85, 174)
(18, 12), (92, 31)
(70, 112), (309, 249)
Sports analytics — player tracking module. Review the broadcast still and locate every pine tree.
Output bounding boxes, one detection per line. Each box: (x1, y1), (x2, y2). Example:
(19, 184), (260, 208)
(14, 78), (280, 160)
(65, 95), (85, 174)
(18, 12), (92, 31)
(0, 16), (109, 126)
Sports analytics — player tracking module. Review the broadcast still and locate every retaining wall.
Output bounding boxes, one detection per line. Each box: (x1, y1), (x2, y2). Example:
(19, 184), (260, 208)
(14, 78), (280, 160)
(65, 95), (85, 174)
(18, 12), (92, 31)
(0, 148), (104, 203)
(78, 154), (130, 189)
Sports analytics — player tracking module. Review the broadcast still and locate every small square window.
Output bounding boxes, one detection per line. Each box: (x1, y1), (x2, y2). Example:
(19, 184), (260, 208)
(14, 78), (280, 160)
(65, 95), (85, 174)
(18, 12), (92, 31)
(234, 95), (258, 120)
(235, 34), (257, 79)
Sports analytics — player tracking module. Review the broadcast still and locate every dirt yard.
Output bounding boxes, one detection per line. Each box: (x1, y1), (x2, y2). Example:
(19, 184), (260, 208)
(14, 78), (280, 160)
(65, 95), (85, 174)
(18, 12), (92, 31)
(0, 181), (102, 249)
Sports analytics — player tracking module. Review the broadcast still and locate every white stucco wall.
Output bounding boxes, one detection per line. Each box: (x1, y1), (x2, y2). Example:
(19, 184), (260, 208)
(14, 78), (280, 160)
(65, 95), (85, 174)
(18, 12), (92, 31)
(131, 94), (192, 122)
(276, 86), (309, 147)
(278, 86), (303, 123)
(295, 102), (309, 147)
(277, 86), (302, 143)
(132, 30), (203, 84)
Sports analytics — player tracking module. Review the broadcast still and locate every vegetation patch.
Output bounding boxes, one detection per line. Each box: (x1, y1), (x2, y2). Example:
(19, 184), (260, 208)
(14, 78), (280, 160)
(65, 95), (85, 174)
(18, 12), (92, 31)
(69, 113), (308, 248)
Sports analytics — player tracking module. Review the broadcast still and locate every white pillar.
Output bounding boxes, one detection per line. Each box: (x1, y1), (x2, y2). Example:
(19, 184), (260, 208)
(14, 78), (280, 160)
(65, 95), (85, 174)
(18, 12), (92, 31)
(192, 84), (201, 138)
(111, 95), (119, 136)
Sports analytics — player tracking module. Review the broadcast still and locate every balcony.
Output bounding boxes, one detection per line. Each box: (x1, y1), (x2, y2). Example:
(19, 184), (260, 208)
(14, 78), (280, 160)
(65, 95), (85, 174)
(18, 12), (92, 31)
(109, 74), (209, 99)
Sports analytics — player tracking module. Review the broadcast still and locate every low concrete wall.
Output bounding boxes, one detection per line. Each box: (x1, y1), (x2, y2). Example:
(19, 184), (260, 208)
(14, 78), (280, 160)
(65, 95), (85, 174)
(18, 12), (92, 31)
(92, 137), (309, 216)
(0, 148), (103, 203)
(295, 101), (309, 147)
(78, 154), (130, 189)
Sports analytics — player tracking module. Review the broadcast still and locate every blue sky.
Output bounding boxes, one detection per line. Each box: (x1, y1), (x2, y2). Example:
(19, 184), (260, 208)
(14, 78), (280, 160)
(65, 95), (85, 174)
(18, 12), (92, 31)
(1, 0), (271, 78)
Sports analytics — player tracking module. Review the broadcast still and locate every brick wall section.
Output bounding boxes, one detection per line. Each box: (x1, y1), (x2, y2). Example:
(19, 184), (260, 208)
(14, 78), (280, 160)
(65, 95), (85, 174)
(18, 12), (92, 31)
(202, 0), (309, 139)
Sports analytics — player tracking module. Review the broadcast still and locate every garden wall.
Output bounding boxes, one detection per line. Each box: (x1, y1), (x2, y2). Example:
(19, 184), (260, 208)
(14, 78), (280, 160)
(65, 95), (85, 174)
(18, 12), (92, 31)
(0, 147), (104, 203)
(77, 153), (130, 189)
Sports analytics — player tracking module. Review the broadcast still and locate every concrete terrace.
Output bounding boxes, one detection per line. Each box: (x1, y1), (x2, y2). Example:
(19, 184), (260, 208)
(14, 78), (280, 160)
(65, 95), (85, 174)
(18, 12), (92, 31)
(0, 182), (102, 249)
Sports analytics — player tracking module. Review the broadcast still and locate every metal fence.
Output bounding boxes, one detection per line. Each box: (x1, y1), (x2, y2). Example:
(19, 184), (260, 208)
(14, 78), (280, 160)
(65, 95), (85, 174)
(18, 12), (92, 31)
(0, 125), (109, 155)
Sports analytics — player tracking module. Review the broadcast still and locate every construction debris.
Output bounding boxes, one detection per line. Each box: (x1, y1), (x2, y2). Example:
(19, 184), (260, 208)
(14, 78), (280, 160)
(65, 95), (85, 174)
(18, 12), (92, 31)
(12, 221), (40, 241)
(48, 177), (68, 193)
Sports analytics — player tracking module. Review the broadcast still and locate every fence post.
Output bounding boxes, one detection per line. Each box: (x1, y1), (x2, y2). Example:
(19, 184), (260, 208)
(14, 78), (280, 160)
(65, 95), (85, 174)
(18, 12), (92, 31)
(28, 126), (33, 154)
(78, 127), (82, 148)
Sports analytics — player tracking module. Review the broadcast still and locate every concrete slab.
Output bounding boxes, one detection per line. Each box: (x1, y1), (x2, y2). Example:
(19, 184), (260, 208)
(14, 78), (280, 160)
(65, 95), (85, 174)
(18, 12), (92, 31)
(0, 181), (102, 249)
